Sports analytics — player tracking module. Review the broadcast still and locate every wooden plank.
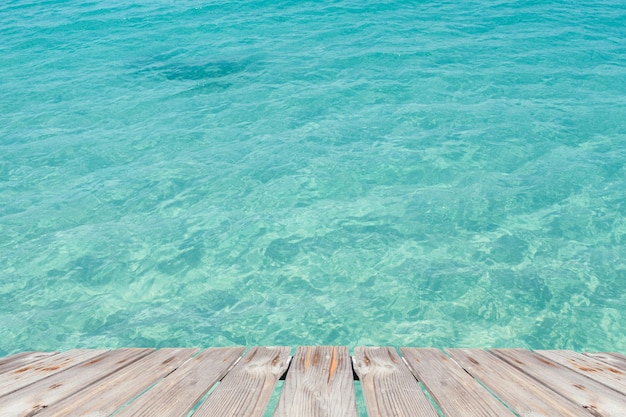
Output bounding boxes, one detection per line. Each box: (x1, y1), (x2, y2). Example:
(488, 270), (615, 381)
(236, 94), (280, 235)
(274, 346), (358, 417)
(400, 348), (516, 417)
(0, 352), (58, 375)
(0, 349), (107, 398)
(353, 347), (438, 417)
(0, 348), (151, 417)
(447, 348), (593, 417)
(194, 346), (291, 417)
(35, 348), (198, 417)
(114, 347), (245, 417)
(536, 350), (626, 394)
(492, 348), (626, 416)
(585, 352), (626, 372)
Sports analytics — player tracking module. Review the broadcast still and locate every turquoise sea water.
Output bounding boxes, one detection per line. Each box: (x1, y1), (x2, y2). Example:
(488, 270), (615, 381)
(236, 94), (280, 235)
(1, 0), (625, 356)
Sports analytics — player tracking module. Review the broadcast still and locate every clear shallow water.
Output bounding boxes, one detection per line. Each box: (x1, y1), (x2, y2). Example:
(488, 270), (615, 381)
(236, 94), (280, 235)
(1, 0), (625, 356)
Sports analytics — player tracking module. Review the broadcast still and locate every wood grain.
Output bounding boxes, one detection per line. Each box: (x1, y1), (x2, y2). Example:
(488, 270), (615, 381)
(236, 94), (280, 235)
(448, 348), (592, 417)
(0, 347), (624, 417)
(194, 346), (290, 417)
(493, 348), (626, 417)
(274, 346), (358, 417)
(536, 350), (626, 394)
(114, 347), (244, 417)
(585, 352), (626, 372)
(0, 349), (107, 398)
(35, 348), (197, 417)
(0, 352), (58, 376)
(354, 347), (438, 417)
(0, 348), (151, 417)
(401, 348), (516, 417)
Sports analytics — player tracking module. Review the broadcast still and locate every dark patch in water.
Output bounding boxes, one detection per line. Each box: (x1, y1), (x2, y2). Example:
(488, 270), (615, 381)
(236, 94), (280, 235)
(162, 61), (247, 81)
(264, 238), (300, 264)
(490, 234), (528, 264)
(174, 81), (232, 97)
(137, 59), (249, 82)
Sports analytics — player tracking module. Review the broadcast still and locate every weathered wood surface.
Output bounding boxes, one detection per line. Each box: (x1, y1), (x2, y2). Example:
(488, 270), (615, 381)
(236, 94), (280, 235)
(586, 352), (626, 372)
(401, 348), (516, 417)
(536, 350), (626, 394)
(0, 351), (58, 375)
(0, 347), (625, 417)
(447, 348), (593, 417)
(492, 348), (626, 417)
(354, 347), (438, 417)
(0, 349), (107, 398)
(36, 348), (198, 417)
(194, 346), (290, 417)
(115, 347), (245, 417)
(274, 346), (358, 417)
(0, 348), (150, 417)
